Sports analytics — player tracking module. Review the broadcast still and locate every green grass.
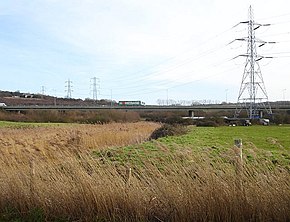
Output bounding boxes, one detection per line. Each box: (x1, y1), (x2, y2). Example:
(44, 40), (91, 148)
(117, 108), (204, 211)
(159, 125), (290, 150)
(0, 121), (69, 128)
(95, 125), (290, 168)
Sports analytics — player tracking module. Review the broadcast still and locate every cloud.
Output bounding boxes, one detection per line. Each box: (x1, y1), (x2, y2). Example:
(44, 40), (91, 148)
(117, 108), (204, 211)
(0, 0), (290, 102)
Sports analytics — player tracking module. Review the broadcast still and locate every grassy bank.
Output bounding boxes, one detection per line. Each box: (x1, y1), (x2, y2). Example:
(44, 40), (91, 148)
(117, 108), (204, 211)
(98, 125), (290, 168)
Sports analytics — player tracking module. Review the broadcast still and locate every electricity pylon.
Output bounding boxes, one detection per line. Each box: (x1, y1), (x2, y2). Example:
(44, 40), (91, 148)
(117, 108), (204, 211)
(65, 79), (73, 99)
(234, 6), (274, 119)
(91, 77), (100, 101)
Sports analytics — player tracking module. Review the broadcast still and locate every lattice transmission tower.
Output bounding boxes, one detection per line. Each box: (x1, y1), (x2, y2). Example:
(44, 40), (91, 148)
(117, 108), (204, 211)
(91, 77), (100, 101)
(65, 79), (73, 99)
(234, 6), (274, 119)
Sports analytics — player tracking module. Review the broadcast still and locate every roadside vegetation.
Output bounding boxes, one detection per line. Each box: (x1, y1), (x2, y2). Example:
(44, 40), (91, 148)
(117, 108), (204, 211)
(0, 110), (141, 123)
(0, 121), (289, 221)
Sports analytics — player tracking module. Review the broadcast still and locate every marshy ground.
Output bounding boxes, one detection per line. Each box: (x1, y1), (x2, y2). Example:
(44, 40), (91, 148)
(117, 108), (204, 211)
(0, 122), (289, 221)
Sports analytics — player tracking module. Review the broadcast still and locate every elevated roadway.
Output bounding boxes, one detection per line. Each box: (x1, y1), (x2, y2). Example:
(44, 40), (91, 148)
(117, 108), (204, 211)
(2, 104), (290, 112)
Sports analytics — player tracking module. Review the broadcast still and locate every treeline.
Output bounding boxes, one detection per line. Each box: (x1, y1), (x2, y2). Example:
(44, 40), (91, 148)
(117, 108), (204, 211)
(143, 110), (290, 125)
(0, 90), (117, 106)
(0, 110), (140, 124)
(0, 97), (116, 107)
(0, 109), (290, 125)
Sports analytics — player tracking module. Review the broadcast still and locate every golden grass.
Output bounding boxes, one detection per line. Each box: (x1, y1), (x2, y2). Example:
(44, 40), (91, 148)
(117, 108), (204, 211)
(0, 122), (289, 221)
(0, 122), (160, 162)
(1, 152), (289, 221)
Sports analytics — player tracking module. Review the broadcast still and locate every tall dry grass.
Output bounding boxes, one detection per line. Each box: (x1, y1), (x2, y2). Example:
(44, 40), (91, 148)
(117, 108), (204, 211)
(1, 151), (289, 221)
(0, 122), (160, 161)
(0, 123), (289, 221)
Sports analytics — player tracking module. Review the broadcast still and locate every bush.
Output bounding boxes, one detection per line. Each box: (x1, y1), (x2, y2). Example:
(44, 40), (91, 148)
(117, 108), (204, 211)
(196, 119), (218, 127)
(0, 110), (140, 124)
(149, 124), (188, 140)
(271, 111), (290, 124)
(145, 114), (196, 126)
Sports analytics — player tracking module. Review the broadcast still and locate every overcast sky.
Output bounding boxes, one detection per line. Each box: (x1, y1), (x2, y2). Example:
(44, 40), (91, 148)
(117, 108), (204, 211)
(0, 0), (289, 104)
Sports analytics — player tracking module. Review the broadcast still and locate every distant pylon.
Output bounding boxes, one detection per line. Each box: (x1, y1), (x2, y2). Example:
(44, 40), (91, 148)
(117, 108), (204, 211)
(41, 86), (45, 99)
(235, 6), (273, 119)
(91, 77), (100, 101)
(65, 79), (73, 98)
(41, 86), (45, 95)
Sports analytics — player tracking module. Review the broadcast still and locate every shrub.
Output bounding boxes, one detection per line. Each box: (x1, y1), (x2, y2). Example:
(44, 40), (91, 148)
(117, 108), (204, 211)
(149, 124), (188, 140)
(196, 119), (218, 127)
(0, 110), (140, 123)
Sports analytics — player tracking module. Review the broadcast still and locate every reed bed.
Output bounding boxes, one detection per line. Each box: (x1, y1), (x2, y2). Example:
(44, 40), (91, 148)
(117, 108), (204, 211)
(0, 123), (289, 221)
(0, 122), (160, 161)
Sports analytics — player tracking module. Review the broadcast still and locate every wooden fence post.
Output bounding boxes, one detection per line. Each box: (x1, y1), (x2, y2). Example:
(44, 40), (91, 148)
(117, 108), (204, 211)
(234, 139), (243, 163)
(234, 139), (243, 191)
(30, 159), (35, 200)
(126, 167), (132, 186)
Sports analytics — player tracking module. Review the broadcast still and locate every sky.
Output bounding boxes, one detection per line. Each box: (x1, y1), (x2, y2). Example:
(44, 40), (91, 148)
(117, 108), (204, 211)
(0, 0), (289, 104)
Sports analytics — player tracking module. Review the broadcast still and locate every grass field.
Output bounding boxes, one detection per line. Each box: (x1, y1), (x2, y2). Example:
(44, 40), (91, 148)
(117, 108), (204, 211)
(0, 122), (289, 221)
(0, 121), (63, 128)
(98, 125), (290, 168)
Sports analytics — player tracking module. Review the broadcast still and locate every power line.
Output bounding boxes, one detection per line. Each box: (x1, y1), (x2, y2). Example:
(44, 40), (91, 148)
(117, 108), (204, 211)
(113, 54), (235, 97)
(257, 12), (290, 21)
(104, 25), (235, 84)
(116, 65), (239, 97)
(107, 42), (232, 91)
(97, 18), (288, 98)
(106, 38), (237, 97)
